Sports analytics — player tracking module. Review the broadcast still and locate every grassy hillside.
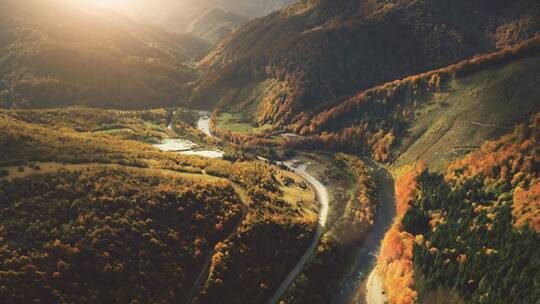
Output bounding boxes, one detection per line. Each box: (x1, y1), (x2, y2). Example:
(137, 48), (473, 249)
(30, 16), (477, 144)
(286, 38), (540, 164)
(193, 0), (540, 126)
(0, 0), (210, 109)
(391, 55), (540, 171)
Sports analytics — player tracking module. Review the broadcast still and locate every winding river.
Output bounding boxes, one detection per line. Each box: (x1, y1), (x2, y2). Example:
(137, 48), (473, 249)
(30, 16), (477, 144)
(332, 159), (395, 304)
(188, 111), (395, 304)
(156, 111), (224, 158)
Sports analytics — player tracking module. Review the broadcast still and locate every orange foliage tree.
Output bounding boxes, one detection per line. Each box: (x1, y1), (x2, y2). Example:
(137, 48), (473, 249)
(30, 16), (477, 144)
(377, 164), (424, 304)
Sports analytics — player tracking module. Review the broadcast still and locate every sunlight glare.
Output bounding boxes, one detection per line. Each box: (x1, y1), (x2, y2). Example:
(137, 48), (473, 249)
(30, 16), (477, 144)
(74, 0), (139, 13)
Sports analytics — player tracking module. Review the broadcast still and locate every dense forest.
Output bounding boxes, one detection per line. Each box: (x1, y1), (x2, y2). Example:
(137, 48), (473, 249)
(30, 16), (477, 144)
(0, 167), (242, 303)
(376, 164), (421, 304)
(380, 113), (540, 303)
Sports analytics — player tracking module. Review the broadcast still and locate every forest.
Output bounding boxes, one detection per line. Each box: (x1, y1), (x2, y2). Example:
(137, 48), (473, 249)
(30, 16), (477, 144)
(0, 167), (242, 303)
(194, 0), (540, 127)
(0, 108), (323, 303)
(384, 113), (540, 303)
(377, 165), (420, 304)
(192, 160), (318, 303)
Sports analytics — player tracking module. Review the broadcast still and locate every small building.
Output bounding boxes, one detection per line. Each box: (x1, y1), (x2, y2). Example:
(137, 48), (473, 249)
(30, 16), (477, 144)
(289, 160), (302, 168)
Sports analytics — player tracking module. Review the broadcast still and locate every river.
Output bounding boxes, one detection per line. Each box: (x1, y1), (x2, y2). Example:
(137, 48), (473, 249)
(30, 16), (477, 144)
(196, 111), (212, 137)
(190, 111), (395, 304)
(332, 159), (395, 304)
(155, 110), (223, 158)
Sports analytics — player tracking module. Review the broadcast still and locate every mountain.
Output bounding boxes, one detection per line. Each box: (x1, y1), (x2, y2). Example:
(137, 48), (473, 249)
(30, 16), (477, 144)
(0, 0), (210, 109)
(288, 37), (540, 163)
(187, 7), (248, 44)
(216, 0), (295, 19)
(113, 0), (296, 33)
(196, 22), (540, 302)
(192, 0), (540, 126)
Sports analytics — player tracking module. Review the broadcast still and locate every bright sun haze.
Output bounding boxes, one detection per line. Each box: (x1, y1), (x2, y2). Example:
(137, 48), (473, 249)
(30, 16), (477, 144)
(74, 0), (143, 12)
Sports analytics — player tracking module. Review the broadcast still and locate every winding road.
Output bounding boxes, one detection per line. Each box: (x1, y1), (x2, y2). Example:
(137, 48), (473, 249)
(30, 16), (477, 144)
(193, 111), (392, 304)
(268, 163), (330, 304)
(193, 112), (331, 304)
(186, 200), (247, 304)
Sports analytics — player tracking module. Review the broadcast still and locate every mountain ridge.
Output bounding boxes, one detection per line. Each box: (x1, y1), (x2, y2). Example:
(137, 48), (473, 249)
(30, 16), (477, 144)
(187, 7), (248, 44)
(192, 0), (540, 127)
(0, 0), (209, 109)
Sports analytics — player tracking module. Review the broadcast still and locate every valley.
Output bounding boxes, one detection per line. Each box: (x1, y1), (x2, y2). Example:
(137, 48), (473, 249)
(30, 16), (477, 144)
(332, 160), (395, 304)
(0, 0), (538, 303)
(158, 110), (396, 304)
(0, 105), (386, 303)
(190, 111), (390, 304)
(0, 108), (322, 303)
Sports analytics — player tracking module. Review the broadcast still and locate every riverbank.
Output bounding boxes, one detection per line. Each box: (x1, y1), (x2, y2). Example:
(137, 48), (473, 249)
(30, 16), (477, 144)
(190, 111), (396, 304)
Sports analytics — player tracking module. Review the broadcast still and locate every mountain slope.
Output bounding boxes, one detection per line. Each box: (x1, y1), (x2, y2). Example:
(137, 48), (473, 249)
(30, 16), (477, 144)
(193, 0), (540, 126)
(288, 38), (540, 164)
(0, 0), (210, 109)
(108, 0), (295, 34)
(187, 8), (248, 44)
(390, 114), (540, 304)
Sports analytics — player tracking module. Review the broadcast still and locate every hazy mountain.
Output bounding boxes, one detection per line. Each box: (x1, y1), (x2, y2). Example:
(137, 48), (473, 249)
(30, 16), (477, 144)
(187, 7), (249, 44)
(192, 0), (540, 126)
(0, 0), (210, 109)
(119, 0), (296, 33)
(217, 0), (295, 19)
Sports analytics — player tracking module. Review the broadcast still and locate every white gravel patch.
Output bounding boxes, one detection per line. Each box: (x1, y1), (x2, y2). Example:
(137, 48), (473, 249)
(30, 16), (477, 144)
(154, 139), (198, 152)
(180, 149), (224, 158)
